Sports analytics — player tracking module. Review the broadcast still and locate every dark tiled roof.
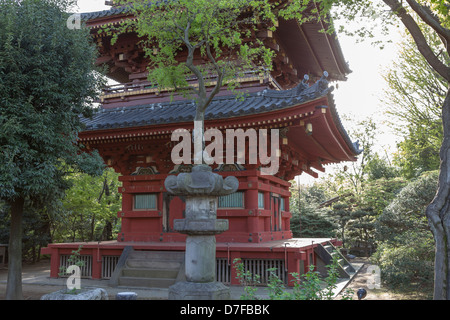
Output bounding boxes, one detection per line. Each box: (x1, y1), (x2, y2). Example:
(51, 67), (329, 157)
(80, 6), (130, 21)
(81, 75), (362, 156)
(82, 75), (329, 131)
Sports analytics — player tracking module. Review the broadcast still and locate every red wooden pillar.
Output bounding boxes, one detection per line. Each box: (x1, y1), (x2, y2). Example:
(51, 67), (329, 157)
(158, 192), (164, 232)
(286, 251), (301, 287)
(49, 248), (60, 278)
(246, 186), (259, 235)
(283, 197), (289, 231)
(120, 179), (132, 211)
(264, 191), (271, 232)
(91, 247), (102, 279)
(306, 247), (315, 271)
(284, 216), (290, 233)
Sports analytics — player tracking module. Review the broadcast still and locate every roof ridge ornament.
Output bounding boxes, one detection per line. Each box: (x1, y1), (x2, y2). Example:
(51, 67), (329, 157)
(313, 71), (332, 97)
(295, 74), (310, 95)
(302, 74), (310, 84)
(318, 71), (329, 89)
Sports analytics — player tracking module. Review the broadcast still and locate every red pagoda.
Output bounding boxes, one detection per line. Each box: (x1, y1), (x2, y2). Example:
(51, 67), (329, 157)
(42, 2), (360, 288)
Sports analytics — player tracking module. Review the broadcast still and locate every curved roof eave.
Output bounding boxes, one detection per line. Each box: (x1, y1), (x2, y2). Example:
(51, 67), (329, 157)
(80, 74), (361, 158)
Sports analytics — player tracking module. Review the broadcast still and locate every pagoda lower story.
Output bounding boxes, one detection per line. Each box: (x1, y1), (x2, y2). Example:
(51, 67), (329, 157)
(42, 170), (351, 287)
(41, 238), (352, 287)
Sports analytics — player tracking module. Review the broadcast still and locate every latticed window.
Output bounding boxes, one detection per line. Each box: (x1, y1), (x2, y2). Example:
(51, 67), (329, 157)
(134, 193), (157, 210)
(258, 192), (265, 209)
(219, 191), (244, 208)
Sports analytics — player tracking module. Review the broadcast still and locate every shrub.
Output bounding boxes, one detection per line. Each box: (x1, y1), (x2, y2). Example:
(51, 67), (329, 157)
(373, 171), (437, 292)
(233, 257), (353, 300)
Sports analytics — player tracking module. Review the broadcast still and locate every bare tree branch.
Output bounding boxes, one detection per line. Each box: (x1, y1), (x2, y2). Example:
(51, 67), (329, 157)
(405, 0), (450, 44)
(181, 19), (208, 107)
(383, 0), (450, 82)
(201, 42), (225, 112)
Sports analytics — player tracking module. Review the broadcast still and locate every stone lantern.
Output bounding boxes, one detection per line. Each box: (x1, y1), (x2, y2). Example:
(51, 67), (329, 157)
(164, 164), (239, 300)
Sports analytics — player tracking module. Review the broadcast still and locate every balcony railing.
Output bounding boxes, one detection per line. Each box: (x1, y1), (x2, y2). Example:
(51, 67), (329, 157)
(100, 69), (280, 103)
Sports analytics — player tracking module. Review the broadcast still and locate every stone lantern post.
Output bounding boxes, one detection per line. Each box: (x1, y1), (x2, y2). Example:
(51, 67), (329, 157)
(164, 164), (239, 300)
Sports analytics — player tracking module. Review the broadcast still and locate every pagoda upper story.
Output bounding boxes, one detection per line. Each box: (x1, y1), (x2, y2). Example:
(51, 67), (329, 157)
(81, 2), (351, 110)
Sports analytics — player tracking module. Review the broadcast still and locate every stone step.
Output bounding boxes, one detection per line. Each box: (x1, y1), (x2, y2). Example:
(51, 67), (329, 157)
(118, 276), (176, 288)
(344, 264), (354, 274)
(128, 250), (185, 261)
(122, 268), (179, 279)
(113, 250), (186, 289)
(126, 259), (183, 269)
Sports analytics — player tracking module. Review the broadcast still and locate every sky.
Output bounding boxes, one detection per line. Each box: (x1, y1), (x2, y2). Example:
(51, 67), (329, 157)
(74, 0), (404, 184)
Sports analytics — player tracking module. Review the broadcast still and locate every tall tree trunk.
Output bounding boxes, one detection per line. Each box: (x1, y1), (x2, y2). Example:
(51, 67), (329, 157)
(194, 110), (206, 164)
(426, 88), (450, 300)
(6, 197), (25, 300)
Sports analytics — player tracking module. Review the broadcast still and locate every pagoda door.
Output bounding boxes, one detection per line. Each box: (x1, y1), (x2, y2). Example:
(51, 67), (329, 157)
(162, 193), (185, 232)
(162, 193), (171, 232)
(270, 193), (282, 232)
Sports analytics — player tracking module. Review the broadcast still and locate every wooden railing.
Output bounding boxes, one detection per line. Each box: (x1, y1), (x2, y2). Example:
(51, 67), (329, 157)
(102, 255), (120, 279)
(100, 69), (279, 102)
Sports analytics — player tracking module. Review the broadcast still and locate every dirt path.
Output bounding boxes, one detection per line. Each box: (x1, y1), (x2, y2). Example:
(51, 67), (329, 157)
(337, 258), (396, 300)
(0, 260), (57, 300)
(337, 258), (432, 300)
(0, 258), (416, 300)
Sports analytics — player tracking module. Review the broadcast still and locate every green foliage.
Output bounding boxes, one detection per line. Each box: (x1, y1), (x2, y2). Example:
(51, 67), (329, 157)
(382, 26), (448, 179)
(110, 0), (266, 97)
(327, 176), (407, 255)
(58, 245), (85, 294)
(233, 256), (353, 300)
(327, 117), (399, 200)
(289, 182), (336, 238)
(51, 168), (122, 243)
(0, 169), (121, 262)
(320, 0), (449, 45)
(266, 268), (289, 300)
(58, 245), (85, 277)
(290, 256), (354, 300)
(0, 199), (54, 262)
(372, 233), (434, 294)
(296, 212), (336, 238)
(289, 268), (323, 300)
(0, 0), (106, 203)
(365, 153), (399, 181)
(289, 123), (405, 249)
(108, 0), (321, 119)
(373, 171), (438, 292)
(344, 177), (407, 255)
(376, 171), (438, 243)
(330, 202), (353, 249)
(361, 177), (407, 216)
(0, 168), (121, 259)
(233, 258), (260, 300)
(315, 117), (406, 254)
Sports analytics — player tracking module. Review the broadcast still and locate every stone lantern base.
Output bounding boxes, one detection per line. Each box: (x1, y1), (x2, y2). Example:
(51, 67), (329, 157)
(169, 281), (230, 300)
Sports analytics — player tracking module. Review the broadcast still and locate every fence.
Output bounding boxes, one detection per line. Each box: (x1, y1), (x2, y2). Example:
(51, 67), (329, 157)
(60, 254), (287, 285)
(59, 254), (93, 278)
